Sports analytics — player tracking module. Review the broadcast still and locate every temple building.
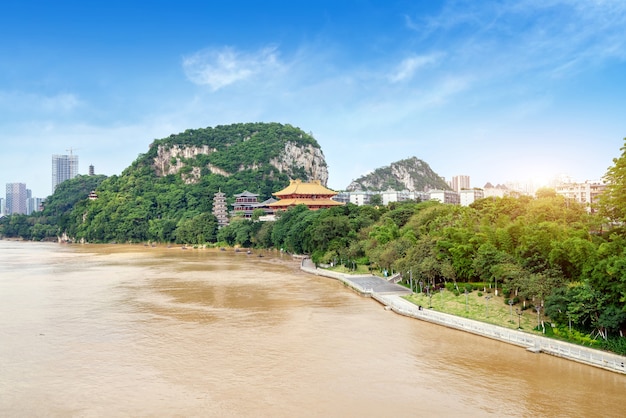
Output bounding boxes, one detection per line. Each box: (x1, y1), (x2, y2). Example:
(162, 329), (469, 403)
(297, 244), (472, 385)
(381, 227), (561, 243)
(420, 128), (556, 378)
(269, 179), (344, 211)
(232, 190), (260, 218)
(232, 190), (278, 218)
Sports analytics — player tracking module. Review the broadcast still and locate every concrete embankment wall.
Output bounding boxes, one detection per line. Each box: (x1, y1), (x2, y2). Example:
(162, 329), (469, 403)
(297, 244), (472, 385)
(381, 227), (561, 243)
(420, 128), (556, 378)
(301, 261), (626, 375)
(372, 293), (626, 375)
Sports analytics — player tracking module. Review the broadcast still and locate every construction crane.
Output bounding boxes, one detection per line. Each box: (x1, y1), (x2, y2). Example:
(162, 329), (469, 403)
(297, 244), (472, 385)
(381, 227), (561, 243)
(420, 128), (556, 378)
(66, 147), (81, 156)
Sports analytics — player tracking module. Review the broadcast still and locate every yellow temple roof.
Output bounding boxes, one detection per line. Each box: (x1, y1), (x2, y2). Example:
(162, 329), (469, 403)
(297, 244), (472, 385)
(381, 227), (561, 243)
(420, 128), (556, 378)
(272, 179), (337, 197)
(268, 198), (344, 208)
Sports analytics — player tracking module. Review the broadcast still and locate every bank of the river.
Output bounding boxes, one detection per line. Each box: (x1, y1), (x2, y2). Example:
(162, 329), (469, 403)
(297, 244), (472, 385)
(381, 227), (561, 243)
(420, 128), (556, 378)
(300, 258), (626, 376)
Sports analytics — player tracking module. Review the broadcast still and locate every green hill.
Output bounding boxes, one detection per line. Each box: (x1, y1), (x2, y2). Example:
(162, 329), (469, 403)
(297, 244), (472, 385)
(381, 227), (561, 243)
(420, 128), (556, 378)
(63, 122), (328, 243)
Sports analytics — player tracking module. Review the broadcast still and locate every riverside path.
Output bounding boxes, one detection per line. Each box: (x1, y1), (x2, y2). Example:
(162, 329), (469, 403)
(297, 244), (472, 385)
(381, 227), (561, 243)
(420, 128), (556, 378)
(300, 258), (626, 375)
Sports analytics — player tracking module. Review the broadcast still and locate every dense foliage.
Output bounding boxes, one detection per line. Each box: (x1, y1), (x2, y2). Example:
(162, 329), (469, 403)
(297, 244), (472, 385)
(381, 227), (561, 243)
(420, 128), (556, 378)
(0, 174), (107, 240)
(216, 193), (625, 344)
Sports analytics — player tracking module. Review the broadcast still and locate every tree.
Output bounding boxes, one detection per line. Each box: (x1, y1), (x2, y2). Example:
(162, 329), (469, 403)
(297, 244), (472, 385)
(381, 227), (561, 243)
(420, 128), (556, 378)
(369, 194), (383, 206)
(599, 138), (626, 222)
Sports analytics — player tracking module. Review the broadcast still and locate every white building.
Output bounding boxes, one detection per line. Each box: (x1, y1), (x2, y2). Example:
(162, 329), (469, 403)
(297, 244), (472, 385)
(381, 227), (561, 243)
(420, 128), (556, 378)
(348, 191), (373, 206)
(428, 189), (460, 204)
(52, 153), (79, 192)
(380, 190), (427, 205)
(555, 180), (606, 212)
(451, 175), (470, 193)
(459, 189), (485, 206)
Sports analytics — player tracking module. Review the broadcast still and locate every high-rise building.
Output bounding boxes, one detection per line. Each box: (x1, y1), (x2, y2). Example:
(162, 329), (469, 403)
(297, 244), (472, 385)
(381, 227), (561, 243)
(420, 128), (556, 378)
(0, 197), (5, 216)
(451, 175), (470, 192)
(27, 196), (44, 215)
(52, 153), (79, 192)
(89, 164), (94, 176)
(6, 183), (27, 215)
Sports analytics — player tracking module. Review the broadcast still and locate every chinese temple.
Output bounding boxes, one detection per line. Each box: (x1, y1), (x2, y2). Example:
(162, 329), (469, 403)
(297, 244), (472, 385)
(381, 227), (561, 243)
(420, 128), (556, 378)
(268, 179), (344, 211)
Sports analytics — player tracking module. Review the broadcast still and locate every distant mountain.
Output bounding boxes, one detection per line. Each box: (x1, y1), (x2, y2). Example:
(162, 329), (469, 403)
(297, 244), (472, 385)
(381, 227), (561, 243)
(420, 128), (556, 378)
(346, 157), (450, 192)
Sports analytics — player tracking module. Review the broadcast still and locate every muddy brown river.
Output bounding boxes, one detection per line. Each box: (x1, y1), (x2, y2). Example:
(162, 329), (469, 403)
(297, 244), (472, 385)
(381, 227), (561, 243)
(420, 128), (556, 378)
(0, 241), (624, 417)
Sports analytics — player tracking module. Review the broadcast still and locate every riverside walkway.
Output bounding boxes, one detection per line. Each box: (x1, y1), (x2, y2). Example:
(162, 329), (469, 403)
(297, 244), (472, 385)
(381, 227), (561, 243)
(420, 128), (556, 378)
(300, 258), (626, 375)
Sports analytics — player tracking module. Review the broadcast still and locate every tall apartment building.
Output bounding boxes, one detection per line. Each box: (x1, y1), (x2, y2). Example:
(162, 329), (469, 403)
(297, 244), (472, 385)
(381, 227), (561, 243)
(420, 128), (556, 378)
(6, 183), (27, 215)
(451, 175), (470, 192)
(0, 197), (5, 216)
(52, 153), (79, 192)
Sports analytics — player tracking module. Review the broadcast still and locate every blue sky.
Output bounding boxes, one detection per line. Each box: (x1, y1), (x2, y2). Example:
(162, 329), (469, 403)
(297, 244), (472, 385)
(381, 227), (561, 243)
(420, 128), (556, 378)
(1, 0), (625, 198)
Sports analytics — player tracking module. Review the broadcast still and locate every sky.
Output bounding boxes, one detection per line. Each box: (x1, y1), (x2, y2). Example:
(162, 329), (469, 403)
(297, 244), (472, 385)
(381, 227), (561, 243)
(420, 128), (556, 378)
(1, 0), (626, 199)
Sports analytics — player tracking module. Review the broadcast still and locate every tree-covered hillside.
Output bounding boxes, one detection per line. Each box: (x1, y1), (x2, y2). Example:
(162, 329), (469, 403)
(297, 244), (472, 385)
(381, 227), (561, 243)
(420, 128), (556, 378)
(0, 122), (329, 243)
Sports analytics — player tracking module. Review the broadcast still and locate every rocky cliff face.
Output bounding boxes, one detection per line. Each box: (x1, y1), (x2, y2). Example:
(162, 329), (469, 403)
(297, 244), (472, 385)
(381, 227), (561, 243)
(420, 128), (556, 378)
(270, 142), (329, 185)
(154, 144), (218, 177)
(346, 156), (450, 192)
(153, 140), (328, 185)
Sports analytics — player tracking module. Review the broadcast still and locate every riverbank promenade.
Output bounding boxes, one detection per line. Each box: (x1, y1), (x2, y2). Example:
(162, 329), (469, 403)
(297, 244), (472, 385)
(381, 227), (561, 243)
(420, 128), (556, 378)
(300, 258), (626, 375)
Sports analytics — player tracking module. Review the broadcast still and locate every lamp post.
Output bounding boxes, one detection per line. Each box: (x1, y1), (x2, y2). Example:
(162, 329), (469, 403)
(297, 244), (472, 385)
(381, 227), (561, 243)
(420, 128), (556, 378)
(568, 312), (572, 332)
(485, 295), (492, 318)
(425, 285), (432, 308)
(439, 287), (445, 309)
(419, 280), (423, 294)
(508, 299), (514, 323)
(515, 308), (522, 329)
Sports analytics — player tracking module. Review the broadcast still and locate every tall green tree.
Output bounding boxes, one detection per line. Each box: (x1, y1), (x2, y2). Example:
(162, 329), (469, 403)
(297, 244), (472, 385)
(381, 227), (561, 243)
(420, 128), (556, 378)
(599, 137), (626, 222)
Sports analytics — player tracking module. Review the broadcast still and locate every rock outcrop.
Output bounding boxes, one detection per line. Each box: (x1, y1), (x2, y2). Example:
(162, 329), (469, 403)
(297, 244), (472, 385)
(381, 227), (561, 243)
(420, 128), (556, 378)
(270, 142), (328, 185)
(346, 156), (450, 192)
(145, 122), (329, 186)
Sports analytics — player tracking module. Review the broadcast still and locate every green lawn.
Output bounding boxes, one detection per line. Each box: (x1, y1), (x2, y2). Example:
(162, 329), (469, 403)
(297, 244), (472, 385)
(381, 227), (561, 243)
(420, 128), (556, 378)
(404, 288), (542, 332)
(322, 266), (617, 351)
(324, 265), (544, 332)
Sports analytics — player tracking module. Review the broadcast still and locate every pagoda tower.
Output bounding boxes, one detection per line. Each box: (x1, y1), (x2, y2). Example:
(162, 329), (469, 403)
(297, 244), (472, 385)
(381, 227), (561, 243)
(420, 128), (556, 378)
(213, 190), (229, 228)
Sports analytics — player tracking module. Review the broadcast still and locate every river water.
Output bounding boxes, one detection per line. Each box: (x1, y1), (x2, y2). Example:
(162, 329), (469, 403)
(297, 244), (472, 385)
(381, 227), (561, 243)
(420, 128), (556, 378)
(0, 240), (624, 417)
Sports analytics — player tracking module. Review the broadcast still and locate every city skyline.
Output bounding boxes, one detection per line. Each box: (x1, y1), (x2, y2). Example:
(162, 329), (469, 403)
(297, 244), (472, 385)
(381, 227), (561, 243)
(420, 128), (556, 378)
(1, 1), (625, 198)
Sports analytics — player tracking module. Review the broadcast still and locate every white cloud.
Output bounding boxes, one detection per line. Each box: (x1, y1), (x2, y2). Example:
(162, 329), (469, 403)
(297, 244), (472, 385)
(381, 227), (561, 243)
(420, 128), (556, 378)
(182, 46), (283, 90)
(404, 0), (626, 81)
(388, 54), (441, 83)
